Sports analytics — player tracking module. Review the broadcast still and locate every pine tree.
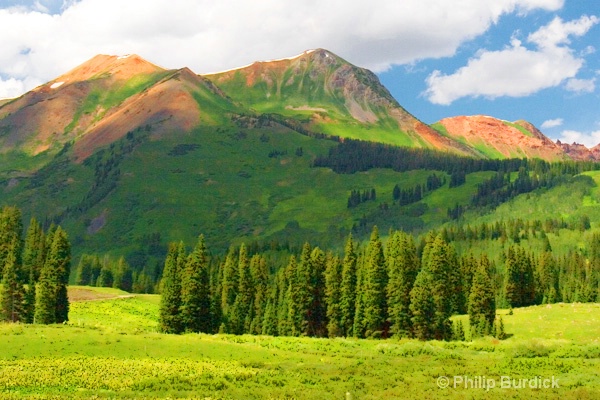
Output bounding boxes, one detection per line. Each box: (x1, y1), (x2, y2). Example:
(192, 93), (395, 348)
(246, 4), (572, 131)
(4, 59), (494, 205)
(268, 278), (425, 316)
(0, 207), (23, 281)
(250, 254), (268, 334)
(0, 241), (25, 322)
(288, 243), (312, 336)
(219, 246), (238, 332)
(386, 231), (419, 338)
(159, 242), (185, 333)
(468, 255), (496, 338)
(229, 244), (253, 334)
(359, 227), (388, 338)
(308, 247), (327, 337)
(410, 235), (454, 340)
(21, 217), (44, 283)
(409, 267), (436, 340)
(325, 253), (343, 337)
(112, 257), (133, 292)
(340, 234), (358, 337)
(180, 235), (211, 333)
(42, 226), (70, 323)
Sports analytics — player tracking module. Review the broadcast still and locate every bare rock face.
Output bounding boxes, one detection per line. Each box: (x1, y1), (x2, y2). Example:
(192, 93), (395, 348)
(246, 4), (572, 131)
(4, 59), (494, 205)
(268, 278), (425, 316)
(436, 115), (568, 161)
(556, 140), (600, 161)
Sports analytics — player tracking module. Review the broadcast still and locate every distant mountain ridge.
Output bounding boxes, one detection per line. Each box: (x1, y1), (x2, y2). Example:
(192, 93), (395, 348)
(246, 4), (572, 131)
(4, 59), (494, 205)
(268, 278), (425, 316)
(1, 49), (597, 166)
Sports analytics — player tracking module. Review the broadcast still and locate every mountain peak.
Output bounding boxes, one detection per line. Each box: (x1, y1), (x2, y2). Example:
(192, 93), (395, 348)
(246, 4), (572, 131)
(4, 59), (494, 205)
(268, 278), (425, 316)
(436, 115), (567, 160)
(47, 54), (164, 88)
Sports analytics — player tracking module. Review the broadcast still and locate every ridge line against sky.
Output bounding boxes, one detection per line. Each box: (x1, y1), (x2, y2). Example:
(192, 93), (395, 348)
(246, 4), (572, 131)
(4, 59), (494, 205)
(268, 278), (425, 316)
(0, 0), (599, 146)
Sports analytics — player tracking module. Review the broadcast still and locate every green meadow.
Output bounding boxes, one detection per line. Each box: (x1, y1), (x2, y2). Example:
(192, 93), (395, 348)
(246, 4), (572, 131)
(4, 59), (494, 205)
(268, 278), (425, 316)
(0, 287), (599, 399)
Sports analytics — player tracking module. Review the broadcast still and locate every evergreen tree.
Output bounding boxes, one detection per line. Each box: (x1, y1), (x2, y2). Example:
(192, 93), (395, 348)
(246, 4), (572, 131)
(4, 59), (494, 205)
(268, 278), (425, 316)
(411, 235), (454, 340)
(340, 234), (358, 337)
(287, 243), (313, 336)
(44, 227), (70, 323)
(409, 267), (436, 340)
(112, 257), (133, 292)
(386, 231), (420, 338)
(219, 246), (238, 331)
(230, 244), (253, 334)
(21, 217), (45, 283)
(0, 241), (24, 322)
(468, 255), (496, 337)
(308, 247), (327, 337)
(250, 254), (268, 334)
(325, 253), (343, 337)
(159, 242), (185, 333)
(0, 206), (23, 281)
(180, 235), (211, 333)
(34, 227), (71, 325)
(358, 227), (387, 338)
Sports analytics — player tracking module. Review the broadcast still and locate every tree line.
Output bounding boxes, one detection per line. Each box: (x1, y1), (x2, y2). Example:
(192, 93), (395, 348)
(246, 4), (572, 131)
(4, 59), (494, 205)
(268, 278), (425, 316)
(0, 206), (71, 324)
(159, 228), (507, 340)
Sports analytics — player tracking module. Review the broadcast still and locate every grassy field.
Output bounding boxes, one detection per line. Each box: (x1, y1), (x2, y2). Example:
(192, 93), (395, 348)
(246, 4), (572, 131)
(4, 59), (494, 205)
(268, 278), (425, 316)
(0, 287), (599, 399)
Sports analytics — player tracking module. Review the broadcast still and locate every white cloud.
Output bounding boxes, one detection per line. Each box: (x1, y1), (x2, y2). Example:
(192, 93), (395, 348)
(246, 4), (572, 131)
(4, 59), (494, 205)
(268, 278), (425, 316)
(541, 118), (564, 129)
(559, 129), (600, 148)
(0, 0), (565, 98)
(425, 15), (599, 105)
(565, 77), (596, 93)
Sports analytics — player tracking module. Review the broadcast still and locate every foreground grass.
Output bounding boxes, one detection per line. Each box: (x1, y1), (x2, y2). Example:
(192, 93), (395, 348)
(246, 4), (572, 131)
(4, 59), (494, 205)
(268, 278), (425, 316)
(0, 288), (599, 399)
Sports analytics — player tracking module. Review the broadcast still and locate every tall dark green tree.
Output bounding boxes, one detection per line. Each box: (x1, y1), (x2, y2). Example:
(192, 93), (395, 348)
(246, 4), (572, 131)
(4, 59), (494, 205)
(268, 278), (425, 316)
(22, 217), (45, 283)
(230, 244), (253, 334)
(325, 253), (343, 337)
(287, 243), (313, 336)
(0, 241), (24, 322)
(159, 242), (185, 333)
(357, 226), (388, 338)
(386, 231), (420, 338)
(33, 226), (71, 325)
(180, 235), (211, 333)
(308, 247), (327, 337)
(250, 254), (268, 334)
(219, 246), (238, 331)
(468, 255), (496, 337)
(339, 234), (358, 337)
(411, 235), (454, 340)
(46, 226), (70, 323)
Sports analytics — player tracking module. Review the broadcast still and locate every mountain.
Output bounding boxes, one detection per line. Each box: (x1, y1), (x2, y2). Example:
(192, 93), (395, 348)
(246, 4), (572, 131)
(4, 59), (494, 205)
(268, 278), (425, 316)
(204, 49), (475, 155)
(432, 115), (569, 161)
(1, 49), (600, 261)
(0, 54), (240, 165)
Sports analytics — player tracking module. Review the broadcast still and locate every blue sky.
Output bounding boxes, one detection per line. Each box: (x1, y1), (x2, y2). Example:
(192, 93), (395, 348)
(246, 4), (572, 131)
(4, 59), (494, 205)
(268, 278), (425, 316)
(0, 0), (598, 146)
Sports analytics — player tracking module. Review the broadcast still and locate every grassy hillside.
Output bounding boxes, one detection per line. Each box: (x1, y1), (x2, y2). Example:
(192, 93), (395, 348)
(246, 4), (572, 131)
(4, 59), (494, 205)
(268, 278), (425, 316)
(0, 286), (598, 399)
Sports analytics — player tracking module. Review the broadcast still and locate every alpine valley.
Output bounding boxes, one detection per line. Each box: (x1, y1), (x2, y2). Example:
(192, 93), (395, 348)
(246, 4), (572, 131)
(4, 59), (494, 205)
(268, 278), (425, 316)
(2, 48), (600, 261)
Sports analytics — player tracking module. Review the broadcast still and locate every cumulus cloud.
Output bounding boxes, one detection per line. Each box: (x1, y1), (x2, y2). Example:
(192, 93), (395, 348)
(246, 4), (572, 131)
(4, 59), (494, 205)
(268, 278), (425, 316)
(559, 129), (600, 148)
(0, 0), (565, 98)
(425, 15), (599, 105)
(565, 77), (596, 93)
(541, 118), (564, 129)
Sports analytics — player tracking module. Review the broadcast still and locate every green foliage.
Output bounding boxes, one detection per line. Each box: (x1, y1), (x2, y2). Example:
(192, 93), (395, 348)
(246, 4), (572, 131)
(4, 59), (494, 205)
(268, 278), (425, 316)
(158, 242), (184, 333)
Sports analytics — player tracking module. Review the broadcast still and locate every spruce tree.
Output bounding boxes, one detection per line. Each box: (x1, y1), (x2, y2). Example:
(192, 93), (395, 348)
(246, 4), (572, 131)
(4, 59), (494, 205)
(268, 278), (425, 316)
(22, 217), (44, 283)
(325, 253), (343, 337)
(386, 231), (419, 338)
(410, 235), (454, 340)
(409, 267), (436, 340)
(42, 226), (70, 323)
(308, 247), (327, 337)
(219, 246), (238, 331)
(288, 243), (312, 336)
(250, 254), (268, 334)
(180, 235), (211, 333)
(159, 242), (185, 333)
(230, 244), (253, 334)
(0, 241), (25, 322)
(468, 255), (496, 337)
(339, 234), (358, 337)
(359, 227), (388, 338)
